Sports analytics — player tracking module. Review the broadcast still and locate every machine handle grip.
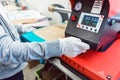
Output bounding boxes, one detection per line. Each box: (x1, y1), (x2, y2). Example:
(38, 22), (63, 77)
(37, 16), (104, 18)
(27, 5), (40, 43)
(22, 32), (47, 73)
(48, 5), (71, 14)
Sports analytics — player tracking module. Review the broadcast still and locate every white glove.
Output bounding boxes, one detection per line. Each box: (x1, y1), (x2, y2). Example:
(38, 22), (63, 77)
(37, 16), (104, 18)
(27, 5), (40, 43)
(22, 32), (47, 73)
(15, 24), (36, 33)
(21, 25), (36, 33)
(59, 37), (90, 57)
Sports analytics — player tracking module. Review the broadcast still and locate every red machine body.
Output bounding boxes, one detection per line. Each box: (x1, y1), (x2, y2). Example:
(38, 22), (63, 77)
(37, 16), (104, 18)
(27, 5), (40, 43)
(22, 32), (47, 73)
(61, 0), (120, 80)
(70, 0), (120, 18)
(61, 38), (120, 80)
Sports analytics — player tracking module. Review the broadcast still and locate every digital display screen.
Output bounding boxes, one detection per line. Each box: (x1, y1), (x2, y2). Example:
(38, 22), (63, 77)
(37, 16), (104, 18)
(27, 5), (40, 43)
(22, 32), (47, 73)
(81, 15), (99, 27)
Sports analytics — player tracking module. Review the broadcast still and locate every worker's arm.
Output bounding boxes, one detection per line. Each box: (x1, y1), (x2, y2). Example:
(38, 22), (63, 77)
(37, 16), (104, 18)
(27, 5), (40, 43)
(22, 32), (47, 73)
(0, 25), (61, 64)
(0, 25), (89, 64)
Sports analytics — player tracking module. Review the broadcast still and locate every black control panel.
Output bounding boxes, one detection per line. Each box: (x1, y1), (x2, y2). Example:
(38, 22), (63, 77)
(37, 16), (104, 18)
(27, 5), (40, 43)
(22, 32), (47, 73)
(65, 0), (120, 51)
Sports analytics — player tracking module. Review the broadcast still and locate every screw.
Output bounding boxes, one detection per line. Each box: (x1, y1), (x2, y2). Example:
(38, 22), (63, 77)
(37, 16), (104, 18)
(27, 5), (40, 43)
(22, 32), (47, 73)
(107, 75), (111, 80)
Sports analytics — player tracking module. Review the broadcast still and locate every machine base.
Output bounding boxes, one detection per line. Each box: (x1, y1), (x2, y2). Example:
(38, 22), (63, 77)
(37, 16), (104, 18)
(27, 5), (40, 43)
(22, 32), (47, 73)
(60, 60), (90, 80)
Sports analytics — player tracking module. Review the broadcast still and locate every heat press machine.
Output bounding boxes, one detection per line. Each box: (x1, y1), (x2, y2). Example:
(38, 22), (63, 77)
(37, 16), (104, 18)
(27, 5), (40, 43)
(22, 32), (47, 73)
(60, 0), (120, 80)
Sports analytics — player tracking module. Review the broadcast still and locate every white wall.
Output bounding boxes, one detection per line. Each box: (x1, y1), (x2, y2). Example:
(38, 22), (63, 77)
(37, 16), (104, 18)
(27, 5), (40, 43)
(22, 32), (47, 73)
(25, 0), (71, 24)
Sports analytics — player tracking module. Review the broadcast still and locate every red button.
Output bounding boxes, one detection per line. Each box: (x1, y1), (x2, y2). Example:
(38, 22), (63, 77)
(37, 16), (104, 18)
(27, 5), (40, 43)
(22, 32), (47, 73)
(71, 15), (77, 21)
